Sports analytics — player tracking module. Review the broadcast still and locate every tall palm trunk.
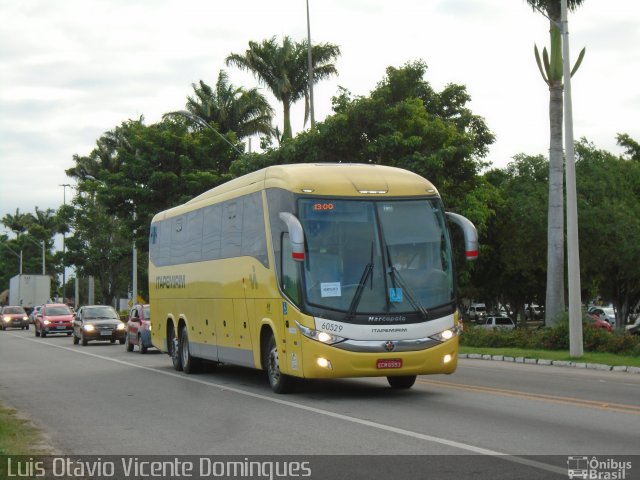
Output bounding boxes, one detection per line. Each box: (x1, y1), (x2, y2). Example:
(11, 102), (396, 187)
(282, 97), (293, 141)
(528, 0), (586, 325)
(546, 78), (566, 324)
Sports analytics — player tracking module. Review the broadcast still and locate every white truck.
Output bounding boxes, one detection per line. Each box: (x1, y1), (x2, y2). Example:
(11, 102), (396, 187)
(9, 274), (51, 309)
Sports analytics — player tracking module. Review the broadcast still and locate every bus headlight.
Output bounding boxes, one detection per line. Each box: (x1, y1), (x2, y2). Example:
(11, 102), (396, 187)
(295, 320), (345, 345)
(430, 328), (458, 342)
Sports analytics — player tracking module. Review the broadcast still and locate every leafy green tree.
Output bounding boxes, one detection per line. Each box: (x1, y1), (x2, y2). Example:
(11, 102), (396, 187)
(575, 138), (640, 331)
(186, 70), (274, 140)
(526, 0), (586, 325)
(61, 182), (125, 305)
(226, 36), (340, 141)
(65, 116), (241, 301)
(617, 133), (640, 160)
(477, 155), (549, 321)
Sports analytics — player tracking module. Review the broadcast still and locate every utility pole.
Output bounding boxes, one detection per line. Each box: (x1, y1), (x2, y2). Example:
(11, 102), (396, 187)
(561, 0), (583, 357)
(132, 209), (137, 306)
(60, 184), (71, 303)
(306, 0), (315, 128)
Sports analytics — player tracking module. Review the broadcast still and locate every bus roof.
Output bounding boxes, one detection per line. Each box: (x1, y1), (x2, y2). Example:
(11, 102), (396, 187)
(154, 164), (439, 220)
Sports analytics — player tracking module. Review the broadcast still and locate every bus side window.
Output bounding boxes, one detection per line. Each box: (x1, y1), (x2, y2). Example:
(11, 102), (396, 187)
(281, 233), (301, 306)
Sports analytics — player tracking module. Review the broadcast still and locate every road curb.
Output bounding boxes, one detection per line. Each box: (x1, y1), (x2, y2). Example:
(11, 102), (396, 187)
(459, 353), (640, 374)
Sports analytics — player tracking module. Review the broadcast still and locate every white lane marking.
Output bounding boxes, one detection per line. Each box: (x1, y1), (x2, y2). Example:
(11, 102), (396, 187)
(13, 333), (565, 475)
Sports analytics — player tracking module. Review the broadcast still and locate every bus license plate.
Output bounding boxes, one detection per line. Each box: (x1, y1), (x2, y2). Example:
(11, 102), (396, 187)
(376, 358), (402, 369)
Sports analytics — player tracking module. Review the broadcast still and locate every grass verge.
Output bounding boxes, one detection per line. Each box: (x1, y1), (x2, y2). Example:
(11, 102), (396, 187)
(0, 402), (54, 455)
(460, 346), (640, 367)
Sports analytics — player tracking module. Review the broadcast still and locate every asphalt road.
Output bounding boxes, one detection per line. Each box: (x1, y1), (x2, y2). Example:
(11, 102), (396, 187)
(1, 328), (639, 479)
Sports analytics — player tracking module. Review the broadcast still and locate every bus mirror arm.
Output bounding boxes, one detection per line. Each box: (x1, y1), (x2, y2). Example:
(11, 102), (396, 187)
(279, 212), (306, 262)
(446, 212), (478, 261)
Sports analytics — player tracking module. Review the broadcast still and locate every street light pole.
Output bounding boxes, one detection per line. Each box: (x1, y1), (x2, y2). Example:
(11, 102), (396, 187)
(24, 235), (45, 275)
(60, 183), (71, 302)
(132, 209), (137, 306)
(164, 111), (243, 155)
(306, 0), (315, 129)
(561, 0), (583, 357)
(0, 241), (22, 274)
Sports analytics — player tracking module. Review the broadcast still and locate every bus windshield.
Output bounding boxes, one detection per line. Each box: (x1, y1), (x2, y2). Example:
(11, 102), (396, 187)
(299, 198), (454, 318)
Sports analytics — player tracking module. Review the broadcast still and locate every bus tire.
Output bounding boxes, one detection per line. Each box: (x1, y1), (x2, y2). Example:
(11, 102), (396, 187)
(264, 333), (295, 394)
(168, 323), (182, 371)
(387, 375), (416, 389)
(180, 325), (199, 374)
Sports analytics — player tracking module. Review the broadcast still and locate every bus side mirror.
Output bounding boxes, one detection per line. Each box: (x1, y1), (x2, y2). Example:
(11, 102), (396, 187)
(279, 212), (305, 262)
(446, 212), (478, 261)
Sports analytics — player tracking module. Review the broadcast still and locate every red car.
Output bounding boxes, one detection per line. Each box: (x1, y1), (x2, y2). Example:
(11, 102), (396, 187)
(1, 306), (29, 330)
(35, 303), (74, 337)
(590, 313), (612, 333)
(125, 304), (153, 353)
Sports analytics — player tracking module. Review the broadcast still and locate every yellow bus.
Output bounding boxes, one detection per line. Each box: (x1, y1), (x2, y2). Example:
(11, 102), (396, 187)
(149, 163), (478, 393)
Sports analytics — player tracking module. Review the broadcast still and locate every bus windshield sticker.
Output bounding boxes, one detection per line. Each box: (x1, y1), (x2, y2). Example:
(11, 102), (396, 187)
(389, 288), (403, 303)
(320, 282), (342, 297)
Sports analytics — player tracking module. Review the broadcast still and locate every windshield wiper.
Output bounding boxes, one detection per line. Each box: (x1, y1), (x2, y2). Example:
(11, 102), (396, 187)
(346, 243), (374, 320)
(385, 246), (429, 320)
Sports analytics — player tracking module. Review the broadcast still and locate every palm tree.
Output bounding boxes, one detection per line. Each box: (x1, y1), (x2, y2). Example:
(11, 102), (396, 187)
(1, 209), (33, 236)
(226, 36), (340, 141)
(32, 207), (57, 233)
(526, 0), (585, 325)
(186, 70), (274, 140)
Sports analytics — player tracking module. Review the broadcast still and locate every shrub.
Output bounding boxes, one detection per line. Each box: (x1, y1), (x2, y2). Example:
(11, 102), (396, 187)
(460, 315), (640, 355)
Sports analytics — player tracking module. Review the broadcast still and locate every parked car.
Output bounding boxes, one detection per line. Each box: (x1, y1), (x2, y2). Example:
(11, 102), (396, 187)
(125, 304), (153, 353)
(34, 304), (74, 337)
(589, 314), (612, 333)
(1, 306), (29, 330)
(477, 315), (516, 330)
(626, 317), (640, 335)
(466, 303), (487, 322)
(73, 305), (125, 346)
(524, 304), (544, 321)
(29, 305), (43, 324)
(588, 306), (616, 326)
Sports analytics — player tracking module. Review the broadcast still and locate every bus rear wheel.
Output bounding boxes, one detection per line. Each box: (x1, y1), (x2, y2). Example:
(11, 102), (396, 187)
(264, 333), (295, 394)
(387, 375), (416, 389)
(168, 324), (182, 371)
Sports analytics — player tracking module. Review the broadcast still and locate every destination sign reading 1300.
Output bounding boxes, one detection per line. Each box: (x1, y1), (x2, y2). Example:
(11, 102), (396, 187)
(313, 202), (335, 211)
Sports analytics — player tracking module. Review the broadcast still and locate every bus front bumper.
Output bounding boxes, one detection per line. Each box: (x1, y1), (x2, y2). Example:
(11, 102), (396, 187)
(296, 335), (458, 379)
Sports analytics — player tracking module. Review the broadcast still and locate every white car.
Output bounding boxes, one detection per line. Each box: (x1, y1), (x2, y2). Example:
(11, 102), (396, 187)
(29, 305), (43, 324)
(466, 303), (487, 322)
(477, 316), (516, 330)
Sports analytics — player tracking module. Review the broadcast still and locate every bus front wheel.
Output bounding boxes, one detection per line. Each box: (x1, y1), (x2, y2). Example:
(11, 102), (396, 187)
(265, 334), (295, 394)
(168, 324), (182, 371)
(387, 375), (416, 389)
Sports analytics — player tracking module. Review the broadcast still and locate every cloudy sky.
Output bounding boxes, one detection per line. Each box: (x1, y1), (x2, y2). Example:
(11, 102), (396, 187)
(1, 0), (639, 227)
